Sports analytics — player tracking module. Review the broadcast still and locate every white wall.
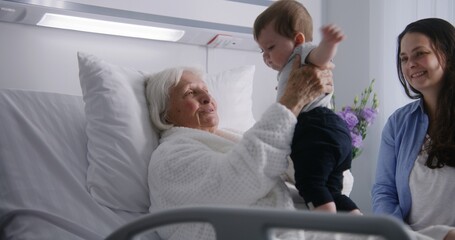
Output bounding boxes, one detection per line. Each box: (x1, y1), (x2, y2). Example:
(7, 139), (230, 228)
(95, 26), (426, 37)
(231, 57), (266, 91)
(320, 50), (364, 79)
(322, 0), (376, 214)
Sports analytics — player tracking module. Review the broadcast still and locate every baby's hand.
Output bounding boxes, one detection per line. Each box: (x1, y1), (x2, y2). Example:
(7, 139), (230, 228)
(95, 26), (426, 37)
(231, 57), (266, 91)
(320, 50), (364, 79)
(307, 24), (344, 69)
(321, 24), (345, 46)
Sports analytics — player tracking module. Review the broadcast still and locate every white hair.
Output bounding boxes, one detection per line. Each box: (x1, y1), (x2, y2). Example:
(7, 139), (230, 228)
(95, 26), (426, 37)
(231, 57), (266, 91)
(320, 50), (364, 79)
(145, 66), (204, 132)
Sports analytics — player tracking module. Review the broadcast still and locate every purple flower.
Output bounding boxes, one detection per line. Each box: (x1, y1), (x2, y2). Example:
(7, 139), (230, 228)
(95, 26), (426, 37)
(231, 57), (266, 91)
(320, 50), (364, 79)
(337, 109), (359, 130)
(333, 79), (379, 159)
(350, 132), (363, 148)
(361, 108), (378, 125)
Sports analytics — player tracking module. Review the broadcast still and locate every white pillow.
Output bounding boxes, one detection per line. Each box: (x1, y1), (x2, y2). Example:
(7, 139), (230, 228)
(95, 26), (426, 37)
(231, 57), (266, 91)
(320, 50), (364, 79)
(206, 65), (256, 132)
(78, 52), (158, 213)
(78, 52), (256, 213)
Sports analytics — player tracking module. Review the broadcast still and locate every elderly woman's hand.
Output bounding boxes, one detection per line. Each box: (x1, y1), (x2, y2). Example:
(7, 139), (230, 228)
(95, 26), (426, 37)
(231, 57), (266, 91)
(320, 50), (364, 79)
(444, 229), (455, 240)
(279, 54), (334, 116)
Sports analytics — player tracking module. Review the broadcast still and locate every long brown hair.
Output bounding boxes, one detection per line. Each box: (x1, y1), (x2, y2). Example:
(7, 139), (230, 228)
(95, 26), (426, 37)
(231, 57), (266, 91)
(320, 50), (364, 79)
(396, 18), (455, 168)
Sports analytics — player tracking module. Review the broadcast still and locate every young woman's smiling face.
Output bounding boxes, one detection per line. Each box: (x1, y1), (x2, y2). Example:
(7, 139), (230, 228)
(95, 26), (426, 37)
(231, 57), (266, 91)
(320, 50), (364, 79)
(166, 71), (218, 133)
(399, 32), (445, 96)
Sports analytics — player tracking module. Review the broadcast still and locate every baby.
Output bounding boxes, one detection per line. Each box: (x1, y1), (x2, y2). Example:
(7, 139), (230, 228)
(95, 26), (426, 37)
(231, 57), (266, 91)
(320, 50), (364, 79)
(254, 0), (361, 215)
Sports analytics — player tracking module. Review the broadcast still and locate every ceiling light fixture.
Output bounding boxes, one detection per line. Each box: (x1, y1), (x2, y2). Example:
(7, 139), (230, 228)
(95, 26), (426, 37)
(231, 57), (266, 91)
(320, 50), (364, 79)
(37, 13), (185, 42)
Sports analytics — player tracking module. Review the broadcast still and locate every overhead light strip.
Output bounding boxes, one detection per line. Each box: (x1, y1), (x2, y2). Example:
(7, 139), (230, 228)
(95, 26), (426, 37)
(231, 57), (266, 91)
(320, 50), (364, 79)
(37, 13), (185, 42)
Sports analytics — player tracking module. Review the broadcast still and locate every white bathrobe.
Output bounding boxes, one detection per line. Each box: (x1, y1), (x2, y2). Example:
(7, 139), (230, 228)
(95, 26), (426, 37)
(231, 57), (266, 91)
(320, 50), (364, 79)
(148, 103), (298, 240)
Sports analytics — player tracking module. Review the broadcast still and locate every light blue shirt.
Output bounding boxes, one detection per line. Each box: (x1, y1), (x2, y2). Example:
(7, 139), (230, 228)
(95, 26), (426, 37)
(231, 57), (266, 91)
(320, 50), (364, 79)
(371, 99), (428, 221)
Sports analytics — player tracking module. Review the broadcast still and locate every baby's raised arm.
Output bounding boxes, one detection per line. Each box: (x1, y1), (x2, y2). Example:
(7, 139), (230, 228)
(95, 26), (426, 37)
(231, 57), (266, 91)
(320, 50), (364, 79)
(307, 24), (345, 68)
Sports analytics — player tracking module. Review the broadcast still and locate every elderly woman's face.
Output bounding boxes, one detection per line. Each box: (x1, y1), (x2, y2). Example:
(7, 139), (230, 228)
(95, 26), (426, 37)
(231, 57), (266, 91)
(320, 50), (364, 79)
(166, 71), (219, 133)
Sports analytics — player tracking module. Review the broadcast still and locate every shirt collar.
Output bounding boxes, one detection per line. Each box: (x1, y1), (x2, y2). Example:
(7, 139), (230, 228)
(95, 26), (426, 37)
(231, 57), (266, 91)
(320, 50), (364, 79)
(410, 98), (426, 115)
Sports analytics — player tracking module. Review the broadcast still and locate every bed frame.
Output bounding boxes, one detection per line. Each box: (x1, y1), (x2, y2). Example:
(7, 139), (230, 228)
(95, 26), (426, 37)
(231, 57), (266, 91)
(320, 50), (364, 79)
(0, 206), (414, 240)
(107, 206), (414, 240)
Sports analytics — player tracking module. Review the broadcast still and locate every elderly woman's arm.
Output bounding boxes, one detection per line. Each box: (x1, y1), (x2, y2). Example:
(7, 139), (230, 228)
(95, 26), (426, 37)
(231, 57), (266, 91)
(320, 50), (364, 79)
(279, 55), (332, 116)
(445, 229), (455, 240)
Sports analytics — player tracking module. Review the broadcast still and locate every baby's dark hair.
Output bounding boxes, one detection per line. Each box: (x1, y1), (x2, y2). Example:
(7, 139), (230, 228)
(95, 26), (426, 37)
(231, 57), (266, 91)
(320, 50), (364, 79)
(253, 0), (313, 42)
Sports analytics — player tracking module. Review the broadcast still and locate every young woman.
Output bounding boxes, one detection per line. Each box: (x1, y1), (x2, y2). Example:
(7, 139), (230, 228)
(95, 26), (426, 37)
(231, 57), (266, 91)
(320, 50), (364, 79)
(372, 18), (455, 240)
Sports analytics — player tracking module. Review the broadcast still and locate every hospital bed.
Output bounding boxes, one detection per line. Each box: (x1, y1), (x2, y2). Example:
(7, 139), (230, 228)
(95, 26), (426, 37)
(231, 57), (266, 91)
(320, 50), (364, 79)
(0, 52), (414, 240)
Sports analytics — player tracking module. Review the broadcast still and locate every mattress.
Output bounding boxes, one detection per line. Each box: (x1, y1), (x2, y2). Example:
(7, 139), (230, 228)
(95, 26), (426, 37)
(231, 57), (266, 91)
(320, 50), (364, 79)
(0, 89), (156, 239)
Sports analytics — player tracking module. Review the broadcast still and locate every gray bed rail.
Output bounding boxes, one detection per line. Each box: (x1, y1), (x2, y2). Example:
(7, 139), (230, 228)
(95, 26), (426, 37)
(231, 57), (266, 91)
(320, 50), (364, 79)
(106, 206), (415, 240)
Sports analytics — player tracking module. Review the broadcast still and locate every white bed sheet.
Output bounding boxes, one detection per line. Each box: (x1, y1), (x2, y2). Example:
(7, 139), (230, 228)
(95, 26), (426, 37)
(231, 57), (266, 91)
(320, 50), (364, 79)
(0, 89), (153, 239)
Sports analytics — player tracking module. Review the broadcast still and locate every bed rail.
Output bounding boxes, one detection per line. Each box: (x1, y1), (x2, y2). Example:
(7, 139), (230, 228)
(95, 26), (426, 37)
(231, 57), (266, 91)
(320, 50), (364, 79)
(106, 206), (415, 240)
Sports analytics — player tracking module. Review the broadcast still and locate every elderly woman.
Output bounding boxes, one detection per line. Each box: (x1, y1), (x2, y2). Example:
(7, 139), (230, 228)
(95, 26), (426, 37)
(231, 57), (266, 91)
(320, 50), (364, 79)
(144, 56), (331, 240)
